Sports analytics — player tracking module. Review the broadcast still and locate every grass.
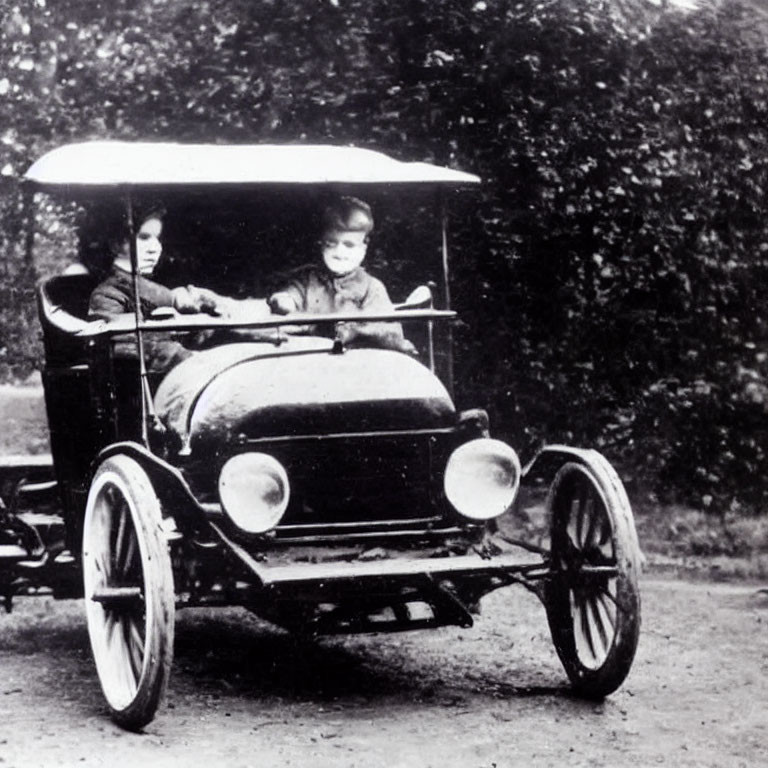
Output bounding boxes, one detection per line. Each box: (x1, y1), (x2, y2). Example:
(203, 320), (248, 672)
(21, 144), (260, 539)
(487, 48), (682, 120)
(633, 501), (768, 580)
(0, 379), (51, 456)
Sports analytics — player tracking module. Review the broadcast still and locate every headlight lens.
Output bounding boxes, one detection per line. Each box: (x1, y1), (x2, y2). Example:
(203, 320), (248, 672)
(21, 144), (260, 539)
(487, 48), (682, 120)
(218, 452), (290, 534)
(444, 438), (521, 521)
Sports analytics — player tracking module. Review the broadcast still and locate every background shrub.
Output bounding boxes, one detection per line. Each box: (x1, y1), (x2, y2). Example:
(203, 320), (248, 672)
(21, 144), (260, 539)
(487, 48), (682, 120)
(1, 0), (768, 515)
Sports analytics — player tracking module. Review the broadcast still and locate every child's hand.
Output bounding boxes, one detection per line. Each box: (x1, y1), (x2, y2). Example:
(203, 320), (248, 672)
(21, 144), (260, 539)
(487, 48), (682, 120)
(194, 287), (232, 315)
(394, 337), (419, 356)
(171, 286), (198, 313)
(268, 292), (297, 315)
(173, 285), (233, 315)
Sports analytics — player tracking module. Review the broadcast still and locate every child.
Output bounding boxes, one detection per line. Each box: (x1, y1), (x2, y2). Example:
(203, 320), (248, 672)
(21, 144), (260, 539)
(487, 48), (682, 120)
(268, 196), (414, 353)
(87, 204), (229, 373)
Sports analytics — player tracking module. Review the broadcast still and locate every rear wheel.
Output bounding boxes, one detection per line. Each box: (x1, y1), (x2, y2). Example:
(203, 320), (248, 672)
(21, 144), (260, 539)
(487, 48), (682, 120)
(544, 460), (640, 698)
(82, 455), (175, 730)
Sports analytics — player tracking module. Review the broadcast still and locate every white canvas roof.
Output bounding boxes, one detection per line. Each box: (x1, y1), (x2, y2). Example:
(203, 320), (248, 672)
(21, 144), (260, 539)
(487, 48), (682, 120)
(25, 141), (481, 188)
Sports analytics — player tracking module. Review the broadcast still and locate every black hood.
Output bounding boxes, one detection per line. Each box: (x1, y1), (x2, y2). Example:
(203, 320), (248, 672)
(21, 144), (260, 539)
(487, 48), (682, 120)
(154, 339), (455, 454)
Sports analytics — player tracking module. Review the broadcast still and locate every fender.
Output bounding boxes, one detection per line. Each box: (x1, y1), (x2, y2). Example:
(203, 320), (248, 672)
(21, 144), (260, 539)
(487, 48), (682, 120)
(522, 444), (642, 561)
(94, 441), (208, 531)
(523, 444), (617, 485)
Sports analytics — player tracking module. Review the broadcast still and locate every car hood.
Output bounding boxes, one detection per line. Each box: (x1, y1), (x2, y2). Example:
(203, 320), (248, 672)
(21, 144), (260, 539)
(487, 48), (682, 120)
(154, 339), (455, 454)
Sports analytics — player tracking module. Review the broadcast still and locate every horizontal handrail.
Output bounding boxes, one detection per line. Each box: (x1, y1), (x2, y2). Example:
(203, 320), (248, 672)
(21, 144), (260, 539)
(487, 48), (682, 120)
(76, 308), (457, 337)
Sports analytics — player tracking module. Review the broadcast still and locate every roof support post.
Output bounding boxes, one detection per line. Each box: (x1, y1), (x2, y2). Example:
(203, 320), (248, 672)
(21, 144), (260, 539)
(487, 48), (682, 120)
(124, 193), (152, 448)
(439, 189), (454, 397)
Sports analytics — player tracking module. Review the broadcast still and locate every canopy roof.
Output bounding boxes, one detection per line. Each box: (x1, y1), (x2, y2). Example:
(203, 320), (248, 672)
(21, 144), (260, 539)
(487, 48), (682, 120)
(24, 141), (481, 189)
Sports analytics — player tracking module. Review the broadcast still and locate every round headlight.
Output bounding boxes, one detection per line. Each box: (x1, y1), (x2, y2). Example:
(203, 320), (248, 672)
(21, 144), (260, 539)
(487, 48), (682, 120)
(444, 438), (521, 521)
(218, 453), (290, 534)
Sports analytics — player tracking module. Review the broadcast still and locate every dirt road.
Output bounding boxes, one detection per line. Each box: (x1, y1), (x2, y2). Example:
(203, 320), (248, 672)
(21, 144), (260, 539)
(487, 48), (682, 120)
(1, 576), (766, 768)
(0, 387), (766, 765)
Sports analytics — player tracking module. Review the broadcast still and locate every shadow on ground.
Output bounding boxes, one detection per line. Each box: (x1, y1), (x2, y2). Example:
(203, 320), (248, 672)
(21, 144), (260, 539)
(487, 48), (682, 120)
(171, 605), (567, 706)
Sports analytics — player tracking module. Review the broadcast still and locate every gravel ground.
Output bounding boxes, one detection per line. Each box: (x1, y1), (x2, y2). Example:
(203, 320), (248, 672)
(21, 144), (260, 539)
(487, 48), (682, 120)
(1, 385), (766, 766)
(1, 577), (766, 767)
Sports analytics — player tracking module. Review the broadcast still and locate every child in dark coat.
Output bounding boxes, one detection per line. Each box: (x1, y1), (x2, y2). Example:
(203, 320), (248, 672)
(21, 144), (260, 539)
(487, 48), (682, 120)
(268, 196), (414, 353)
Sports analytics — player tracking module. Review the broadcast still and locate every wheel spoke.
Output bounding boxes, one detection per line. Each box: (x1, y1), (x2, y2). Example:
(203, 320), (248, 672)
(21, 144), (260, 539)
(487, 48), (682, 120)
(582, 598), (601, 661)
(581, 602), (598, 663)
(577, 592), (612, 667)
(598, 582), (620, 616)
(109, 618), (123, 657)
(121, 530), (138, 579)
(606, 578), (619, 603)
(109, 615), (135, 691)
(583, 494), (599, 550)
(126, 618), (145, 681)
(566, 515), (579, 553)
(580, 505), (616, 568)
(92, 500), (112, 580)
(117, 627), (138, 696)
(575, 485), (589, 548)
(128, 612), (145, 652)
(104, 612), (117, 652)
(589, 596), (610, 654)
(596, 591), (617, 640)
(594, 514), (614, 561)
(102, 485), (115, 512)
(113, 501), (128, 575)
(597, 511), (612, 546)
(573, 590), (597, 664)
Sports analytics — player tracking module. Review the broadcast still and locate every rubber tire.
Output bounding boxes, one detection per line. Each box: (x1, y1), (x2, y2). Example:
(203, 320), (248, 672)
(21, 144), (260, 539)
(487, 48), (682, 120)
(544, 460), (641, 698)
(82, 454), (175, 730)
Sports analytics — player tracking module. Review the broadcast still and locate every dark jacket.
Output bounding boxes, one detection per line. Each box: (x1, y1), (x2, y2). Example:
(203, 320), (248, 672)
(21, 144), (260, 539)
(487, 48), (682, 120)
(88, 267), (191, 373)
(270, 265), (412, 351)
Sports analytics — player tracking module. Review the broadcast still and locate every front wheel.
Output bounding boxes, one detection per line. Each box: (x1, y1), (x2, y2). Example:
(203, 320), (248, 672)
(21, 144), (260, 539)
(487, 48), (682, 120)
(82, 455), (175, 730)
(544, 459), (641, 698)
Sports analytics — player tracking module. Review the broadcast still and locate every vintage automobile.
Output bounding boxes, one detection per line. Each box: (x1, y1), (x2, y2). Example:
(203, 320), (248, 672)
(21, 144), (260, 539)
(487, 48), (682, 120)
(0, 141), (641, 730)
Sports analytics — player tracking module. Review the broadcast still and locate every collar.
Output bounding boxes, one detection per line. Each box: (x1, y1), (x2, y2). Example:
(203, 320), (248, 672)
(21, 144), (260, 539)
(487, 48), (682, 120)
(319, 265), (366, 289)
(110, 265), (155, 286)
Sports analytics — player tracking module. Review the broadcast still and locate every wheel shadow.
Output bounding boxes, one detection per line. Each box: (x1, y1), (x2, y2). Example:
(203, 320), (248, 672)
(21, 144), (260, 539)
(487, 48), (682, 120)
(0, 599), (593, 727)
(171, 607), (568, 705)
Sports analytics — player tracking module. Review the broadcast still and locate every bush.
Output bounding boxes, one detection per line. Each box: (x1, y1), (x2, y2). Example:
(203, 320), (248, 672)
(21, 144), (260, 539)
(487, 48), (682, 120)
(1, 0), (768, 514)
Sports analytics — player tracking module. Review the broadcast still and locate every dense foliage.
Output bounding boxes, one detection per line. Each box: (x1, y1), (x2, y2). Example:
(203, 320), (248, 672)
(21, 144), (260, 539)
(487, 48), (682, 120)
(2, 0), (768, 514)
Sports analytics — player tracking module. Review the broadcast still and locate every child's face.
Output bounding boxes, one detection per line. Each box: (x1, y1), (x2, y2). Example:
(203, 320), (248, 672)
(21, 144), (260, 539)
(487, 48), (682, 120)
(321, 229), (367, 276)
(114, 215), (163, 275)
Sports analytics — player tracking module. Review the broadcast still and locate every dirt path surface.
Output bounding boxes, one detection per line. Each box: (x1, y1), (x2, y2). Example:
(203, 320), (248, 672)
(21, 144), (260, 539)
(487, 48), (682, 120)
(0, 387), (766, 765)
(1, 576), (766, 768)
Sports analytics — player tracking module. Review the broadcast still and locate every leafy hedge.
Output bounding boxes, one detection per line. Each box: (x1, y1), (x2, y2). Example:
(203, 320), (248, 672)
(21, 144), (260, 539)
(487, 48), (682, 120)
(2, 0), (768, 514)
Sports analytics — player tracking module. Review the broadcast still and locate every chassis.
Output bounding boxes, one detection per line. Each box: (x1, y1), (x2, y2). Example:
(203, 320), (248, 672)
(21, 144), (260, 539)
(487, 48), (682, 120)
(0, 142), (641, 730)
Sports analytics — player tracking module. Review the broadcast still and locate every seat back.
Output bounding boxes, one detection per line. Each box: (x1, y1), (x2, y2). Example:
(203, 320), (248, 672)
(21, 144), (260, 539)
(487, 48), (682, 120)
(36, 274), (99, 536)
(37, 273), (97, 366)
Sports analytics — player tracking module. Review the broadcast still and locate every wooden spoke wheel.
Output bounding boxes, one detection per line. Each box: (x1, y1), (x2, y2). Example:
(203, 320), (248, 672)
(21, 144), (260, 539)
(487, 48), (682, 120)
(82, 455), (175, 730)
(544, 460), (641, 698)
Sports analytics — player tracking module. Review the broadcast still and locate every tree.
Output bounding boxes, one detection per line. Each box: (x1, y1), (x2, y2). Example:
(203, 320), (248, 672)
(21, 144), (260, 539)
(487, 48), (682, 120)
(1, 0), (768, 513)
